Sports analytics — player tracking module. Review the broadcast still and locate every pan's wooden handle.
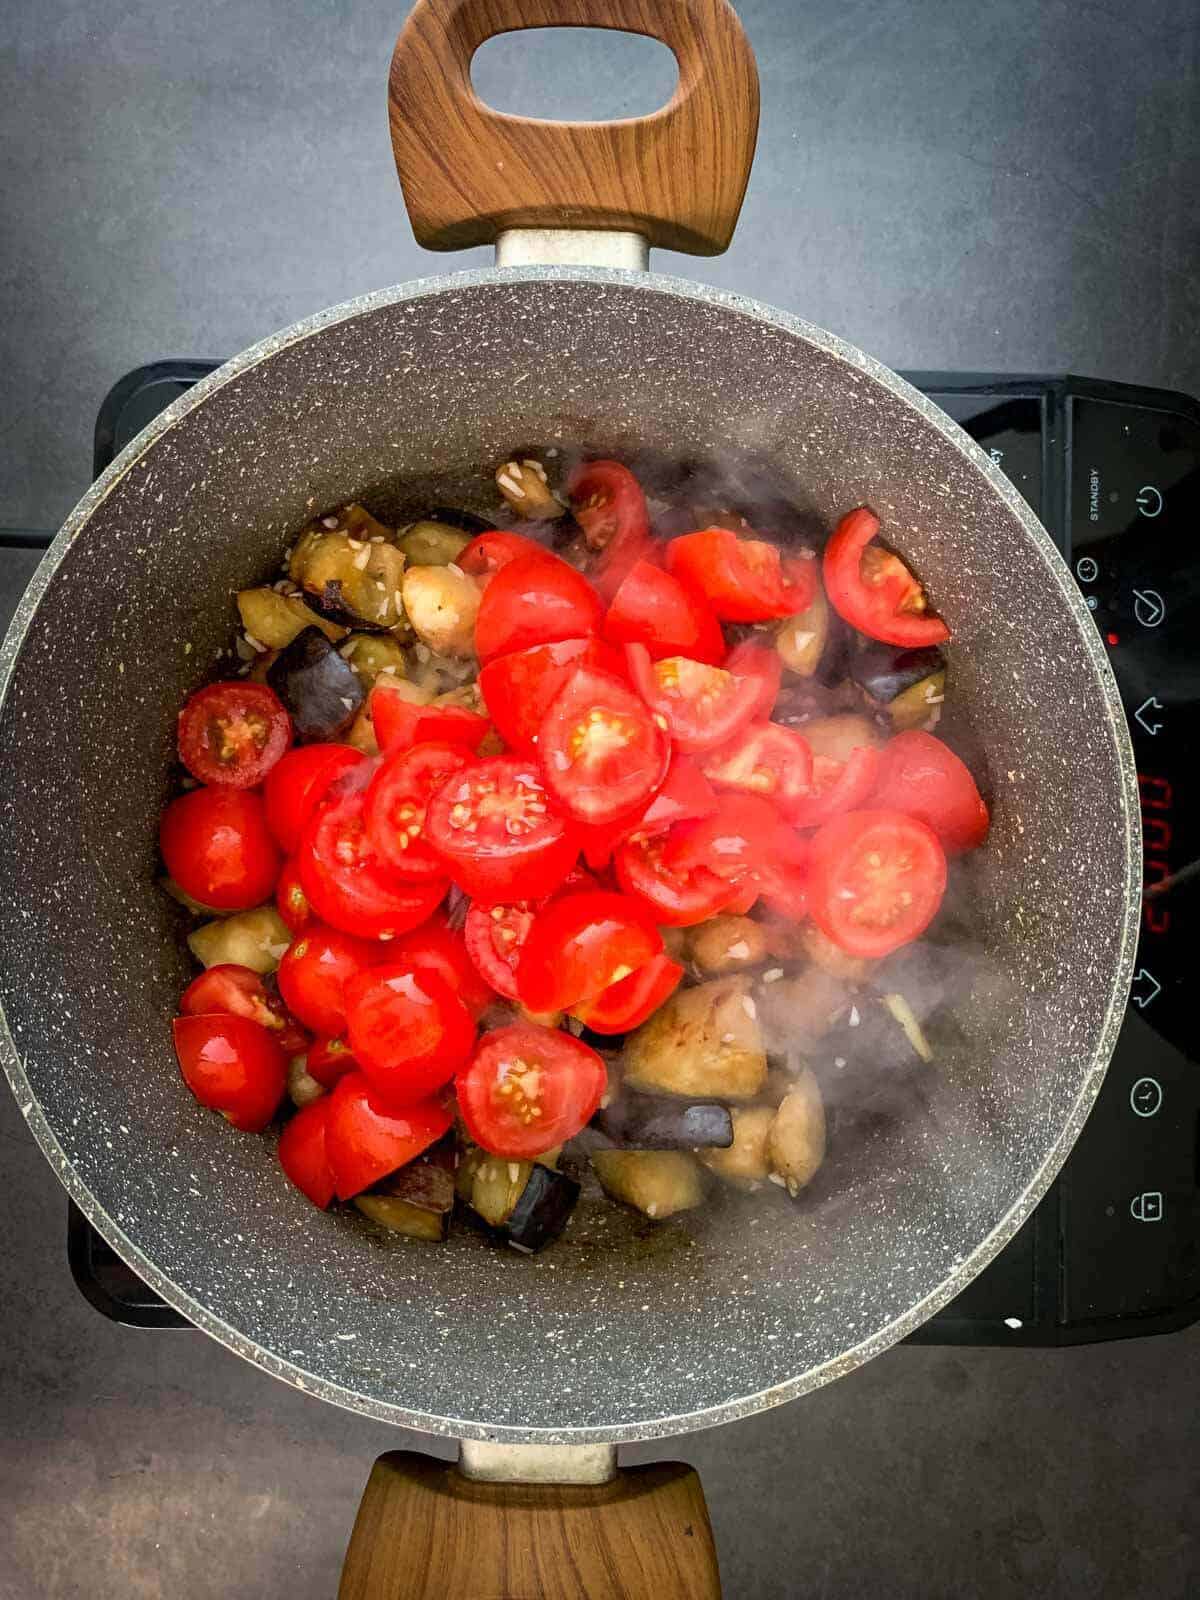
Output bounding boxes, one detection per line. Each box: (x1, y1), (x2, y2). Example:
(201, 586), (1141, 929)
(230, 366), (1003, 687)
(338, 1451), (722, 1599)
(388, 0), (759, 255)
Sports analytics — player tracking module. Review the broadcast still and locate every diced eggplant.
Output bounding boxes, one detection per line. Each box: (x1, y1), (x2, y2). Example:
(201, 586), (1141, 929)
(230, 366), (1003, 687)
(849, 641), (947, 730)
(887, 668), (947, 732)
(593, 1092), (733, 1151)
(237, 585), (346, 649)
(798, 921), (875, 983)
(698, 1105), (774, 1189)
(592, 1149), (704, 1220)
(456, 1146), (575, 1252)
(756, 965), (851, 1056)
(396, 521), (471, 568)
(809, 995), (933, 1119)
(688, 915), (768, 976)
(622, 977), (767, 1102)
(187, 905), (291, 973)
(354, 1145), (456, 1242)
(266, 627), (364, 742)
(774, 579), (830, 677)
(799, 712), (886, 763)
(505, 1164), (580, 1253)
(287, 1054), (326, 1109)
(289, 506), (406, 631)
(495, 458), (565, 520)
(427, 505), (491, 536)
(338, 633), (408, 689)
(343, 699), (380, 756)
(160, 875), (222, 916)
(767, 1070), (825, 1194)
(401, 564), (482, 658)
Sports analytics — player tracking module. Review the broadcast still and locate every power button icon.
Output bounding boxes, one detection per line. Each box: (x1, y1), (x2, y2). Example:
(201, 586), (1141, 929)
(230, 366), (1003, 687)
(1129, 1077), (1163, 1117)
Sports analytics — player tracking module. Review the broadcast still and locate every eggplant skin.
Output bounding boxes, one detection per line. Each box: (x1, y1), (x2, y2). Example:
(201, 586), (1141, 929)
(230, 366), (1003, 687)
(505, 1164), (580, 1253)
(593, 1094), (734, 1151)
(267, 627), (365, 742)
(849, 642), (946, 706)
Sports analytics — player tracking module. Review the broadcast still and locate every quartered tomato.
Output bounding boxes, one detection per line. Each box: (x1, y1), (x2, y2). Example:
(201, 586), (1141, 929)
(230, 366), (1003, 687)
(723, 639), (783, 721)
(306, 1034), (359, 1089)
(613, 831), (739, 927)
(822, 507), (950, 648)
(666, 528), (816, 622)
(324, 1071), (453, 1200)
(474, 553), (602, 662)
(754, 828), (812, 921)
(275, 857), (311, 932)
(567, 460), (651, 554)
(516, 889), (663, 1013)
(160, 787), (281, 912)
(298, 786), (447, 939)
(663, 795), (780, 885)
(424, 756), (579, 901)
(578, 752), (718, 869)
(177, 681), (292, 789)
(278, 1097), (337, 1209)
(172, 1013), (286, 1133)
(263, 743), (366, 852)
(456, 1023), (607, 1159)
(370, 681), (491, 756)
(788, 747), (882, 828)
(624, 644), (765, 754)
(702, 722), (813, 816)
(364, 741), (471, 879)
(458, 529), (549, 577)
(602, 559), (725, 665)
(180, 963), (305, 1057)
(806, 808), (947, 958)
(276, 922), (378, 1035)
(386, 917), (495, 1019)
(478, 636), (625, 754)
(345, 962), (476, 1104)
(537, 665), (669, 826)
(570, 950), (684, 1035)
(869, 730), (989, 855)
(463, 898), (538, 1000)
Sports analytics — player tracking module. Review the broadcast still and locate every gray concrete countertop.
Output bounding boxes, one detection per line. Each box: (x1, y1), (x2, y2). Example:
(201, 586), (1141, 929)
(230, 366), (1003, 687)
(1, 2), (1198, 1596)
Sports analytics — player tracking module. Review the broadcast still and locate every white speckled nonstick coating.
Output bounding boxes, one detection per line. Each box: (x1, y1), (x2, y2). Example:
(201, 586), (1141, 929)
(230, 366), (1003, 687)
(0, 268), (1139, 1442)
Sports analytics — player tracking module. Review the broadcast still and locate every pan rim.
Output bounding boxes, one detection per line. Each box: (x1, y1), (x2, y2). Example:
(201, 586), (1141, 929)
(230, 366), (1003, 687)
(0, 265), (1141, 1443)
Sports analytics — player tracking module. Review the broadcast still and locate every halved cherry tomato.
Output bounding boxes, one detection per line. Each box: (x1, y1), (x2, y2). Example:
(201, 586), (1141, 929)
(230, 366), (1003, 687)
(345, 962), (476, 1104)
(298, 787), (448, 939)
(624, 644), (765, 754)
(868, 730), (989, 855)
(474, 553), (602, 662)
(822, 507), (950, 648)
(570, 951), (684, 1034)
(365, 741), (471, 879)
(754, 827), (811, 920)
(324, 1071), (452, 1199)
(177, 681), (291, 789)
(666, 528), (815, 622)
(788, 746), (882, 828)
(160, 787), (281, 912)
(276, 922), (378, 1035)
(275, 857), (311, 932)
(278, 1097), (336, 1209)
(424, 756), (579, 901)
(721, 876), (760, 915)
(370, 682), (492, 756)
(456, 1024), (607, 1159)
(263, 744), (365, 852)
(464, 899), (536, 999)
(602, 560), (725, 665)
(181, 964), (305, 1057)
(806, 808), (947, 958)
(172, 1013), (286, 1132)
(663, 795), (781, 885)
(613, 832), (738, 926)
(702, 722), (813, 816)
(537, 665), (669, 827)
(568, 460), (650, 554)
(387, 917), (494, 1019)
(478, 637), (625, 754)
(516, 890), (663, 1013)
(458, 529), (548, 577)
(307, 1034), (359, 1089)
(723, 639), (783, 721)
(579, 752), (718, 869)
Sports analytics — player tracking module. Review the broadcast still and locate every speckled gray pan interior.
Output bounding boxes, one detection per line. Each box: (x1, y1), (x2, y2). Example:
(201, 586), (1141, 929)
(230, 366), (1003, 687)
(0, 268), (1139, 1442)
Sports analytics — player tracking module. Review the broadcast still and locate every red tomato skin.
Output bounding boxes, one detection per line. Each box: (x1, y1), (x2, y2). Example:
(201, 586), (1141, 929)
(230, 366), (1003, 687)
(754, 829), (812, 921)
(624, 644), (766, 755)
(806, 808), (948, 958)
(463, 899), (537, 999)
(517, 890), (663, 1014)
(663, 794), (781, 884)
(567, 460), (650, 554)
(278, 1098), (337, 1209)
(723, 640), (783, 721)
(578, 753), (718, 869)
(275, 858), (312, 932)
(365, 741), (472, 879)
(478, 637), (625, 754)
(324, 1072), (453, 1200)
(602, 560), (725, 665)
(160, 787), (281, 912)
(570, 951), (685, 1034)
(613, 833), (740, 926)
(180, 963), (278, 1028)
(172, 1014), (286, 1132)
(868, 730), (990, 855)
(459, 529), (549, 577)
(298, 789), (448, 939)
(787, 745), (883, 829)
(666, 528), (815, 622)
(822, 507), (950, 648)
(370, 682), (492, 756)
(276, 923), (378, 1036)
(424, 757), (580, 902)
(456, 1024), (607, 1159)
(345, 962), (476, 1104)
(306, 1034), (359, 1089)
(387, 918), (495, 1019)
(177, 682), (292, 789)
(263, 744), (366, 853)
(537, 665), (670, 827)
(701, 722), (813, 817)
(474, 553), (603, 662)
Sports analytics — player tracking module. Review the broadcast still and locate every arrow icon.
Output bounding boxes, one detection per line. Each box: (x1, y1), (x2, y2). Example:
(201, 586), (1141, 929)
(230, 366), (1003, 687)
(1131, 969), (1161, 1010)
(1133, 588), (1165, 628)
(1134, 696), (1164, 735)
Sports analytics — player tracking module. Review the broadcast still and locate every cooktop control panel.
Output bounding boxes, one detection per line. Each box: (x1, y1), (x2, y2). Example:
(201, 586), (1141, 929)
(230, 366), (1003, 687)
(56, 365), (1200, 1345)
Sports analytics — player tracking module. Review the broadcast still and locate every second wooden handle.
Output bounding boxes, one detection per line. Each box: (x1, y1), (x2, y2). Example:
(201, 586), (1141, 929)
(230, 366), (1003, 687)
(388, 0), (759, 255)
